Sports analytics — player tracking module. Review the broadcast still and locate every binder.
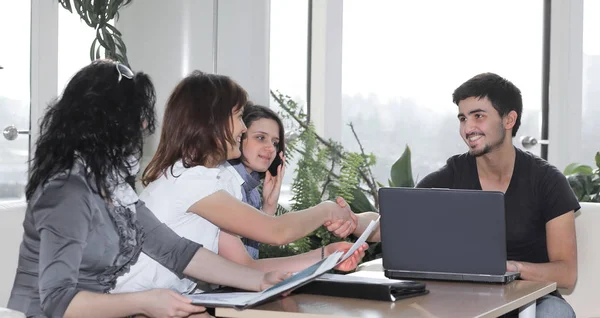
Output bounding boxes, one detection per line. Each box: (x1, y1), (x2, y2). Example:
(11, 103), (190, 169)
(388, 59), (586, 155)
(294, 273), (429, 301)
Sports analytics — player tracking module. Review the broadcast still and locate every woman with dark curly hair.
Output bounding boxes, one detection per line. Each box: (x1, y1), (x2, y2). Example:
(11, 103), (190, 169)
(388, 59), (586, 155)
(7, 60), (288, 318)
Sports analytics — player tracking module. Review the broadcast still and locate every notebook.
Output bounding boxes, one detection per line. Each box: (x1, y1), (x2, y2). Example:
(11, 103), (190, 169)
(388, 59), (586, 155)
(379, 187), (519, 284)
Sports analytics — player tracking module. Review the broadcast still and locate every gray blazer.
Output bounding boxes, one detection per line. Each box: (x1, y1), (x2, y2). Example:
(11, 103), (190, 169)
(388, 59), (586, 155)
(7, 166), (201, 317)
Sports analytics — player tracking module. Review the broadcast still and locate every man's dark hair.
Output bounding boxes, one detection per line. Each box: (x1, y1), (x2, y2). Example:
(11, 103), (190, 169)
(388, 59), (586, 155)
(452, 72), (523, 136)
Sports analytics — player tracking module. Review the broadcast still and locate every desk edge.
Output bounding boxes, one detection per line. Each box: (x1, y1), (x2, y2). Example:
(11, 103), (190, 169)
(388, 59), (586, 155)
(215, 307), (347, 318)
(477, 282), (557, 318)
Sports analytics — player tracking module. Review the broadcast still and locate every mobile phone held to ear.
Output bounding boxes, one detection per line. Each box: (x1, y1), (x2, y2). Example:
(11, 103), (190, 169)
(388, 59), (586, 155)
(268, 154), (282, 177)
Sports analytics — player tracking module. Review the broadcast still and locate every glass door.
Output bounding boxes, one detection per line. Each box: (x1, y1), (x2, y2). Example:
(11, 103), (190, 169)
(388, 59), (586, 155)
(0, 0), (31, 202)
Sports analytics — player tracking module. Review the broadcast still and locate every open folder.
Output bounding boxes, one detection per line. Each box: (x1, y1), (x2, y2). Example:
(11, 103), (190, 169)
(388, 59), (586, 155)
(185, 216), (380, 310)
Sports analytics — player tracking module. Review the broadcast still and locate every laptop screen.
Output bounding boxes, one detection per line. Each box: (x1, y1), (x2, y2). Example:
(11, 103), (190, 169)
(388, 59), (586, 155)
(379, 187), (507, 275)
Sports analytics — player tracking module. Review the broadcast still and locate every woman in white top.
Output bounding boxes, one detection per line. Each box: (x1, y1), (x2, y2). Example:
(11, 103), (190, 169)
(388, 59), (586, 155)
(114, 71), (364, 294)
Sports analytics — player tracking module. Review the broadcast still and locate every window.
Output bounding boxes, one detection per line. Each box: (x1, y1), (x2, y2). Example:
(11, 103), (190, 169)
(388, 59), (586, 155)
(269, 0), (310, 205)
(0, 0), (31, 201)
(581, 0), (600, 167)
(341, 0), (544, 183)
(58, 7), (97, 93)
(269, 0), (309, 113)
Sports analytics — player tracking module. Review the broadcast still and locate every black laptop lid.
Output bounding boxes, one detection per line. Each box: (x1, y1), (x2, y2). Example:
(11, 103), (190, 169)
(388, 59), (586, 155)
(379, 187), (506, 275)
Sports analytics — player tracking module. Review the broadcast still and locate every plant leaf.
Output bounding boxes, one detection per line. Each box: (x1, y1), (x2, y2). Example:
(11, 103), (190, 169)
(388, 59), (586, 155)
(95, 27), (110, 52)
(567, 174), (594, 201)
(73, 0), (92, 27)
(89, 38), (97, 61)
(95, 42), (102, 59)
(595, 152), (600, 170)
(563, 163), (593, 176)
(85, 0), (100, 26)
(101, 27), (117, 58)
(105, 23), (122, 37)
(113, 33), (128, 54)
(349, 188), (376, 213)
(390, 145), (414, 187)
(59, 0), (73, 12)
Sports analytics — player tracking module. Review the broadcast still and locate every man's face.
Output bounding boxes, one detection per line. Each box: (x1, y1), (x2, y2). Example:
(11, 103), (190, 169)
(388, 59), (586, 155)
(457, 96), (507, 157)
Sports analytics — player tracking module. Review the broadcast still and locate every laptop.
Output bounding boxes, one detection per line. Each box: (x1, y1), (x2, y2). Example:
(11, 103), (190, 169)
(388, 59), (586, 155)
(379, 187), (519, 284)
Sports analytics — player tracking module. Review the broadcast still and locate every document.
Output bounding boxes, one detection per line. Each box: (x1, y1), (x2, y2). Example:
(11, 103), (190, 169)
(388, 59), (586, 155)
(338, 215), (380, 264)
(186, 216), (381, 310)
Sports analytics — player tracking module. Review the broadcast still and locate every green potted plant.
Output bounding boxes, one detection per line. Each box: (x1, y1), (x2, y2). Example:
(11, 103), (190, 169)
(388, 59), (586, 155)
(58, 0), (132, 65)
(260, 92), (415, 262)
(563, 152), (600, 203)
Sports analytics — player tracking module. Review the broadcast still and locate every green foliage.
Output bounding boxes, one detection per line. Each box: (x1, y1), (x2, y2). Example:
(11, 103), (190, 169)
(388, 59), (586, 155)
(290, 124), (323, 210)
(390, 145), (415, 187)
(260, 91), (416, 263)
(259, 235), (314, 258)
(58, 0), (132, 66)
(337, 153), (365, 204)
(563, 152), (600, 202)
(348, 188), (376, 214)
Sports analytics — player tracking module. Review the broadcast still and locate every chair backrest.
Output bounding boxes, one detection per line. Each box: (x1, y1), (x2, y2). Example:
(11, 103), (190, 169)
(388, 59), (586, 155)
(0, 307), (26, 318)
(0, 200), (25, 307)
(559, 202), (600, 318)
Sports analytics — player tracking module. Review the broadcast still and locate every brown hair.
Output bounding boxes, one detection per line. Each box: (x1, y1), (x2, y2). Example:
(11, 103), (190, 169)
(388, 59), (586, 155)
(142, 70), (247, 186)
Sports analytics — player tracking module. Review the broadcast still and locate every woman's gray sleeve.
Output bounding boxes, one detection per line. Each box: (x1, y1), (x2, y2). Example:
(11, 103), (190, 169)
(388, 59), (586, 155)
(33, 178), (92, 317)
(135, 200), (202, 278)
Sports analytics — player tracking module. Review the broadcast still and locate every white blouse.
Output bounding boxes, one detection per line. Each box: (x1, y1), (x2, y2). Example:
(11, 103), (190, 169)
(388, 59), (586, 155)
(112, 161), (244, 294)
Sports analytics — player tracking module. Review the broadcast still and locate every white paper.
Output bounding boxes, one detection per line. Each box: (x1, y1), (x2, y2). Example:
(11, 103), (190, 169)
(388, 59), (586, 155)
(317, 273), (398, 285)
(338, 216), (380, 264)
(186, 292), (258, 307)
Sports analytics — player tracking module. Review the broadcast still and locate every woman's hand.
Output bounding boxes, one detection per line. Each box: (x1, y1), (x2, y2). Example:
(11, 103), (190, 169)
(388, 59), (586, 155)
(139, 289), (207, 318)
(325, 241), (368, 272)
(262, 152), (286, 216)
(259, 271), (293, 291)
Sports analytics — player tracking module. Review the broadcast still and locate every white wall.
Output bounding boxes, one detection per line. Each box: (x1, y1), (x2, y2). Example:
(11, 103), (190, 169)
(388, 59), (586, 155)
(216, 0), (270, 105)
(117, 0), (271, 168)
(117, 0), (216, 164)
(548, 0), (584, 172)
(310, 0), (343, 142)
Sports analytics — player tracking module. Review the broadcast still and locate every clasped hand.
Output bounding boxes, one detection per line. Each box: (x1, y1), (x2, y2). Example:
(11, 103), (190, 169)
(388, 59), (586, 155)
(323, 197), (358, 238)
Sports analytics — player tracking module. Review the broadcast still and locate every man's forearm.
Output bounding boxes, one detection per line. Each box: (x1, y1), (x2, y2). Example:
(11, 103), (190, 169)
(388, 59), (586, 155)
(353, 212), (381, 242)
(513, 260), (577, 289)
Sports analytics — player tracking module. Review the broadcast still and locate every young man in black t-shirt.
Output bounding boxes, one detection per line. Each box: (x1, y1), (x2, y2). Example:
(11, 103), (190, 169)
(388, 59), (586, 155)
(331, 73), (578, 317)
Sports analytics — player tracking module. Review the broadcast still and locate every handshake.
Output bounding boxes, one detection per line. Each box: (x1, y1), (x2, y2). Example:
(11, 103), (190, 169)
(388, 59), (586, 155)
(321, 197), (359, 239)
